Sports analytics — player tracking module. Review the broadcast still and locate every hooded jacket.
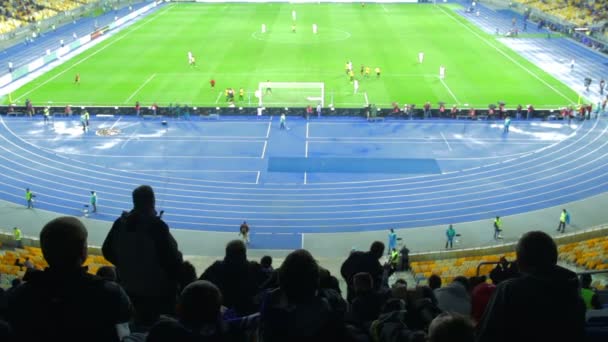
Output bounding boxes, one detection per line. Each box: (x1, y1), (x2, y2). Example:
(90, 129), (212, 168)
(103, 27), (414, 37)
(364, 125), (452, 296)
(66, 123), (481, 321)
(476, 265), (585, 342)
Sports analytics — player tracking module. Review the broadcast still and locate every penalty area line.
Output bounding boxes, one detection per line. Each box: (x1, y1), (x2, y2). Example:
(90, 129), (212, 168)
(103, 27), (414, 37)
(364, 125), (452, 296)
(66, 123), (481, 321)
(215, 91), (223, 104)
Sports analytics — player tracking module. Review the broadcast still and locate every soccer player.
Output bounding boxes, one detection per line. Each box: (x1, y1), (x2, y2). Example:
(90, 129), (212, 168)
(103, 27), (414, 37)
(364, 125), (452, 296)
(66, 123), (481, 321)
(345, 62), (350, 75)
(225, 88), (230, 101)
(418, 52), (424, 64)
(353, 79), (359, 94)
(210, 79), (215, 88)
(348, 60), (353, 72)
(239, 88), (244, 101)
(375, 67), (381, 78)
(291, 24), (296, 33)
(190, 56), (196, 67)
(292, 10), (296, 21)
(188, 51), (193, 65)
(266, 80), (272, 94)
(348, 70), (355, 82)
(439, 65), (446, 80)
(360, 64), (364, 76)
(74, 73), (80, 85)
(365, 66), (371, 78)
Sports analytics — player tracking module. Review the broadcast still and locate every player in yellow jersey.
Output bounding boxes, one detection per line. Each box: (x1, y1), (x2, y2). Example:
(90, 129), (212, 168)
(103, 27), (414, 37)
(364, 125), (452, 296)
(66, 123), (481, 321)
(239, 88), (245, 101)
(365, 66), (371, 78)
(349, 70), (355, 82)
(345, 62), (350, 75)
(375, 67), (381, 78)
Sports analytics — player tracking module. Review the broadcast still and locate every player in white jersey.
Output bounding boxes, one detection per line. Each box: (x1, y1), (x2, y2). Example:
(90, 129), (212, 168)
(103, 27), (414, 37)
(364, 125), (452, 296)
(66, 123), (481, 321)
(188, 51), (194, 65)
(347, 60), (353, 72)
(292, 10), (296, 21)
(354, 79), (359, 94)
(419, 52), (424, 64)
(439, 65), (446, 80)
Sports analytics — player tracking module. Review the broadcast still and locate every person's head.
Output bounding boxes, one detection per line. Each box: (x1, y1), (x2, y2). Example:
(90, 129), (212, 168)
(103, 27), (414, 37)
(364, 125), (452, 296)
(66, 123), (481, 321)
(40, 217), (88, 271)
(132, 185), (155, 211)
(390, 228), (394, 233)
(370, 241), (385, 259)
(178, 261), (197, 290)
(176, 280), (222, 330)
(428, 312), (475, 342)
(453, 276), (470, 291)
(516, 231), (557, 273)
(224, 240), (246, 263)
(91, 191), (95, 195)
(278, 249), (319, 303)
(260, 255), (272, 269)
(428, 274), (442, 290)
(13, 227), (18, 231)
(26, 188), (29, 192)
(96, 266), (117, 282)
(580, 273), (592, 289)
(449, 224), (453, 230)
(496, 216), (500, 220)
(353, 272), (373, 294)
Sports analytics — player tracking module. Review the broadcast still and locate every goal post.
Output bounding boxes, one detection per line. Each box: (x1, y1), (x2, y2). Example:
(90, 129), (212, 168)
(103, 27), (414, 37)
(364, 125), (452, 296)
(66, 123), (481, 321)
(257, 82), (325, 108)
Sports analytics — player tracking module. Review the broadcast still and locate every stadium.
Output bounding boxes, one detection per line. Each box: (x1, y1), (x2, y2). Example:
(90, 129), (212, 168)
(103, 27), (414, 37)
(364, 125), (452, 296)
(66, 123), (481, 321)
(0, 0), (607, 340)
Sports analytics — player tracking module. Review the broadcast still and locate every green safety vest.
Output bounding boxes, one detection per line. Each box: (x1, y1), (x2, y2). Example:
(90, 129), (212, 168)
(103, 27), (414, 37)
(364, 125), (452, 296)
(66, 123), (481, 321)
(581, 288), (594, 310)
(25, 191), (32, 200)
(494, 218), (502, 228)
(390, 250), (399, 264)
(560, 212), (567, 223)
(91, 194), (97, 204)
(14, 229), (22, 241)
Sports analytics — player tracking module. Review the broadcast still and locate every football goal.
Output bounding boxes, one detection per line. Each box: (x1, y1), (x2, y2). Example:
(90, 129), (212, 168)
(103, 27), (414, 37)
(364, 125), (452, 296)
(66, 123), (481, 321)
(257, 82), (325, 108)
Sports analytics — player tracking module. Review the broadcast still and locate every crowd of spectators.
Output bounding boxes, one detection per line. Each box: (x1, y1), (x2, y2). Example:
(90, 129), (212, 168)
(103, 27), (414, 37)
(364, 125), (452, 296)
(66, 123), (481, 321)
(0, 184), (606, 341)
(0, 0), (85, 35)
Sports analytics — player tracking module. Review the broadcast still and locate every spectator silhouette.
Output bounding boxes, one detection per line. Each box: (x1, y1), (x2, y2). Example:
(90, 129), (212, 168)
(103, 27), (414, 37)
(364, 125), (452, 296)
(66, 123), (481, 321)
(6, 217), (131, 342)
(103, 185), (183, 318)
(434, 276), (471, 316)
(259, 249), (344, 342)
(341, 241), (386, 301)
(476, 231), (586, 342)
(429, 312), (474, 342)
(348, 272), (385, 327)
(199, 240), (265, 316)
(428, 274), (442, 291)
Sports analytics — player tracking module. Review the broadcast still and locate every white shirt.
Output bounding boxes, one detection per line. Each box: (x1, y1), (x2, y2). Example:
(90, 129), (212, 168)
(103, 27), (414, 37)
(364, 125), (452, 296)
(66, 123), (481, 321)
(354, 80), (359, 88)
(348, 61), (353, 70)
(440, 66), (446, 75)
(188, 52), (193, 59)
(292, 10), (296, 20)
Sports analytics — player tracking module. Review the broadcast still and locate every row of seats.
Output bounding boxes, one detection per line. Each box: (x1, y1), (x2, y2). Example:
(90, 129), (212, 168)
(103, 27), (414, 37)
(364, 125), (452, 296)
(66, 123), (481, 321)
(0, 244), (113, 282)
(559, 236), (608, 271)
(0, 0), (84, 35)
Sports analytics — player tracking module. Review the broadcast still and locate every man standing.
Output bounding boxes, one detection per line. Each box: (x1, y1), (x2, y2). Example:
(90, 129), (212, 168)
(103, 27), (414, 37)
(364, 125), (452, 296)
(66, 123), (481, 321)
(13, 227), (22, 248)
(280, 113), (287, 130)
(418, 51), (424, 64)
(503, 116), (511, 133)
(25, 188), (34, 208)
(439, 65), (446, 80)
(600, 79), (605, 95)
(388, 228), (397, 255)
(102, 185), (183, 317)
(316, 103), (322, 118)
(210, 79), (215, 88)
(557, 208), (568, 233)
(239, 221), (250, 245)
(446, 224), (456, 249)
(493, 216), (503, 240)
(90, 191), (97, 213)
(353, 79), (359, 94)
(477, 231), (585, 342)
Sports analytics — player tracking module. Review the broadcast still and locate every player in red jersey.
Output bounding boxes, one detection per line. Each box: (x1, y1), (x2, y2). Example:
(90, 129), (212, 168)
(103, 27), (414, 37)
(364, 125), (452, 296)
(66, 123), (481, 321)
(210, 79), (215, 88)
(75, 73), (80, 85)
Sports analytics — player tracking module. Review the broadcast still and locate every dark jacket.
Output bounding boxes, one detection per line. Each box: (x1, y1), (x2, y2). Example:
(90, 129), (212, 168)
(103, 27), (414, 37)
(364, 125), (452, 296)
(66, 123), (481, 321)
(200, 259), (265, 316)
(103, 210), (183, 298)
(5, 268), (131, 342)
(476, 265), (586, 342)
(341, 251), (385, 301)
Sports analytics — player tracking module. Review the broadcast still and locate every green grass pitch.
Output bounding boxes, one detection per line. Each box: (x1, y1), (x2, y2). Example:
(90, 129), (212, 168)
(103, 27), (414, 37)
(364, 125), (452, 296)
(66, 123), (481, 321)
(8, 3), (580, 109)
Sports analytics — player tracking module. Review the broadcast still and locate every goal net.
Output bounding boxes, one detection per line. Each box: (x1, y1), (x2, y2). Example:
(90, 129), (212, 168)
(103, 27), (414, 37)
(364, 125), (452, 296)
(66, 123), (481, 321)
(257, 82), (324, 108)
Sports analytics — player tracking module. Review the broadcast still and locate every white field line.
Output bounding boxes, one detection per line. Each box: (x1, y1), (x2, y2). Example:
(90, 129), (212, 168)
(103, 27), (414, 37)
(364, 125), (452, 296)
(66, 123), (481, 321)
(305, 140), (309, 158)
(215, 92), (223, 104)
(15, 7), (173, 102)
(124, 73), (156, 104)
(440, 131), (453, 151)
(436, 5), (576, 104)
(265, 121), (272, 138)
(381, 4), (389, 12)
(305, 122), (309, 139)
(440, 78), (460, 104)
(364, 92), (370, 106)
(304, 171), (307, 185)
(256, 171), (260, 184)
(261, 141), (267, 159)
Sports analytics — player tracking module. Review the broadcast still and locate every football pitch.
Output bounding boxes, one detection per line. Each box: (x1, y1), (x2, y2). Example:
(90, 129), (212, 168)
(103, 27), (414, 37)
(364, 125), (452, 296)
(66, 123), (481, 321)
(8, 2), (580, 108)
